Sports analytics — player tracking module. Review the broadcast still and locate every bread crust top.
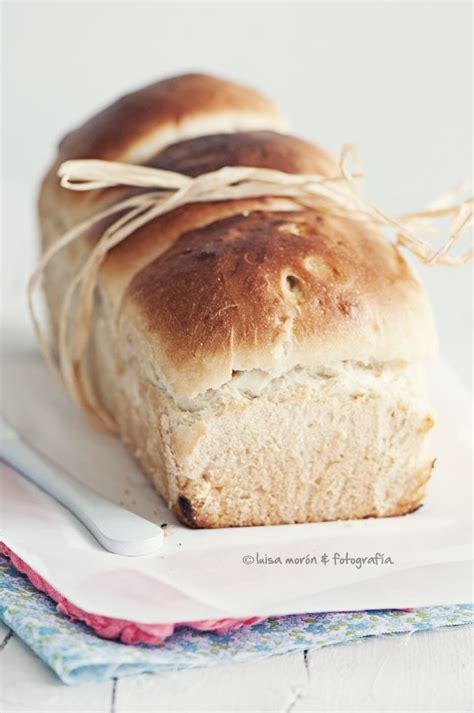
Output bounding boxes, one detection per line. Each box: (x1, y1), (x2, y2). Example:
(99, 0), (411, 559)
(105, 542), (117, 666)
(58, 73), (288, 162)
(39, 74), (437, 398)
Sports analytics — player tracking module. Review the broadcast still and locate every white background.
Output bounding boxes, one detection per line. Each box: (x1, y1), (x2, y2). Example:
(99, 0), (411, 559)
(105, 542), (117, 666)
(2, 1), (472, 388)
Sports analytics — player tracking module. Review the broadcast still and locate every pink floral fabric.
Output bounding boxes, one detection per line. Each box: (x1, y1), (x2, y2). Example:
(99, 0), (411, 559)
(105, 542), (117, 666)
(0, 543), (265, 644)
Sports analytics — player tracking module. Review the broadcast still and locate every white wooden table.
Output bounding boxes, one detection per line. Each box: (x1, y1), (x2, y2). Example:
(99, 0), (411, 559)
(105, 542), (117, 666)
(1, 620), (472, 712)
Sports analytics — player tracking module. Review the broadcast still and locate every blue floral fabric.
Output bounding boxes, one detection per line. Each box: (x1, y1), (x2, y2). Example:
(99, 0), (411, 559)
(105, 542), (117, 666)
(0, 555), (472, 686)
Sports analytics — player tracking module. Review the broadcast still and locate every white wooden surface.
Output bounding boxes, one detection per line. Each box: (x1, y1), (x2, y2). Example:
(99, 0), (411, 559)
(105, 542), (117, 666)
(1, 621), (472, 713)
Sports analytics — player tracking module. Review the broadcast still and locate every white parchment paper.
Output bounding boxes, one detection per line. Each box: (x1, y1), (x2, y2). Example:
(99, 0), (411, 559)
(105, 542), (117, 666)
(0, 356), (472, 624)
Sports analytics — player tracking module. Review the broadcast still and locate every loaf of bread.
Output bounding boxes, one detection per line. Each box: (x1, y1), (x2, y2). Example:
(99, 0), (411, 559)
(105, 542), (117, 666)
(38, 73), (437, 528)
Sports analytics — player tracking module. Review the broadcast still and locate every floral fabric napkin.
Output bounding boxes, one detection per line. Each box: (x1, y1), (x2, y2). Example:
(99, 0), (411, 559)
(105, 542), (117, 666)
(1, 555), (472, 686)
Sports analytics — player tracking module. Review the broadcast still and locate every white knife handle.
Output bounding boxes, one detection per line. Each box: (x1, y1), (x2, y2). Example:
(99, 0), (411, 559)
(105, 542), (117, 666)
(0, 419), (164, 556)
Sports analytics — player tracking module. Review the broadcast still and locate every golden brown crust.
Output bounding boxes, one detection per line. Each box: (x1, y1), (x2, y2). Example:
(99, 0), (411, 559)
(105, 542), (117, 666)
(39, 73), (437, 402)
(92, 129), (338, 268)
(149, 130), (339, 177)
(124, 207), (435, 397)
(58, 73), (287, 162)
(91, 130), (340, 308)
(98, 196), (299, 305)
(38, 74), (288, 226)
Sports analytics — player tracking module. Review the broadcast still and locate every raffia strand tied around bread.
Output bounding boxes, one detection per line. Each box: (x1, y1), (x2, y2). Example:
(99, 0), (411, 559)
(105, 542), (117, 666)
(29, 145), (473, 432)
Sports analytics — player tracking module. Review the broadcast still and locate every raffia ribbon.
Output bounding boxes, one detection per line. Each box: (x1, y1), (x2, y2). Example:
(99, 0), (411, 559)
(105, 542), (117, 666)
(28, 145), (473, 433)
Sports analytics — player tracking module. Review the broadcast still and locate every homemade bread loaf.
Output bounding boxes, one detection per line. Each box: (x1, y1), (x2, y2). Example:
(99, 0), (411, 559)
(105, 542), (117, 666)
(38, 73), (437, 528)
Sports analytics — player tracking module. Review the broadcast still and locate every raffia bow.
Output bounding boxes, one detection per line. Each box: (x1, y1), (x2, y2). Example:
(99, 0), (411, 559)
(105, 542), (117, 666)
(28, 145), (473, 432)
